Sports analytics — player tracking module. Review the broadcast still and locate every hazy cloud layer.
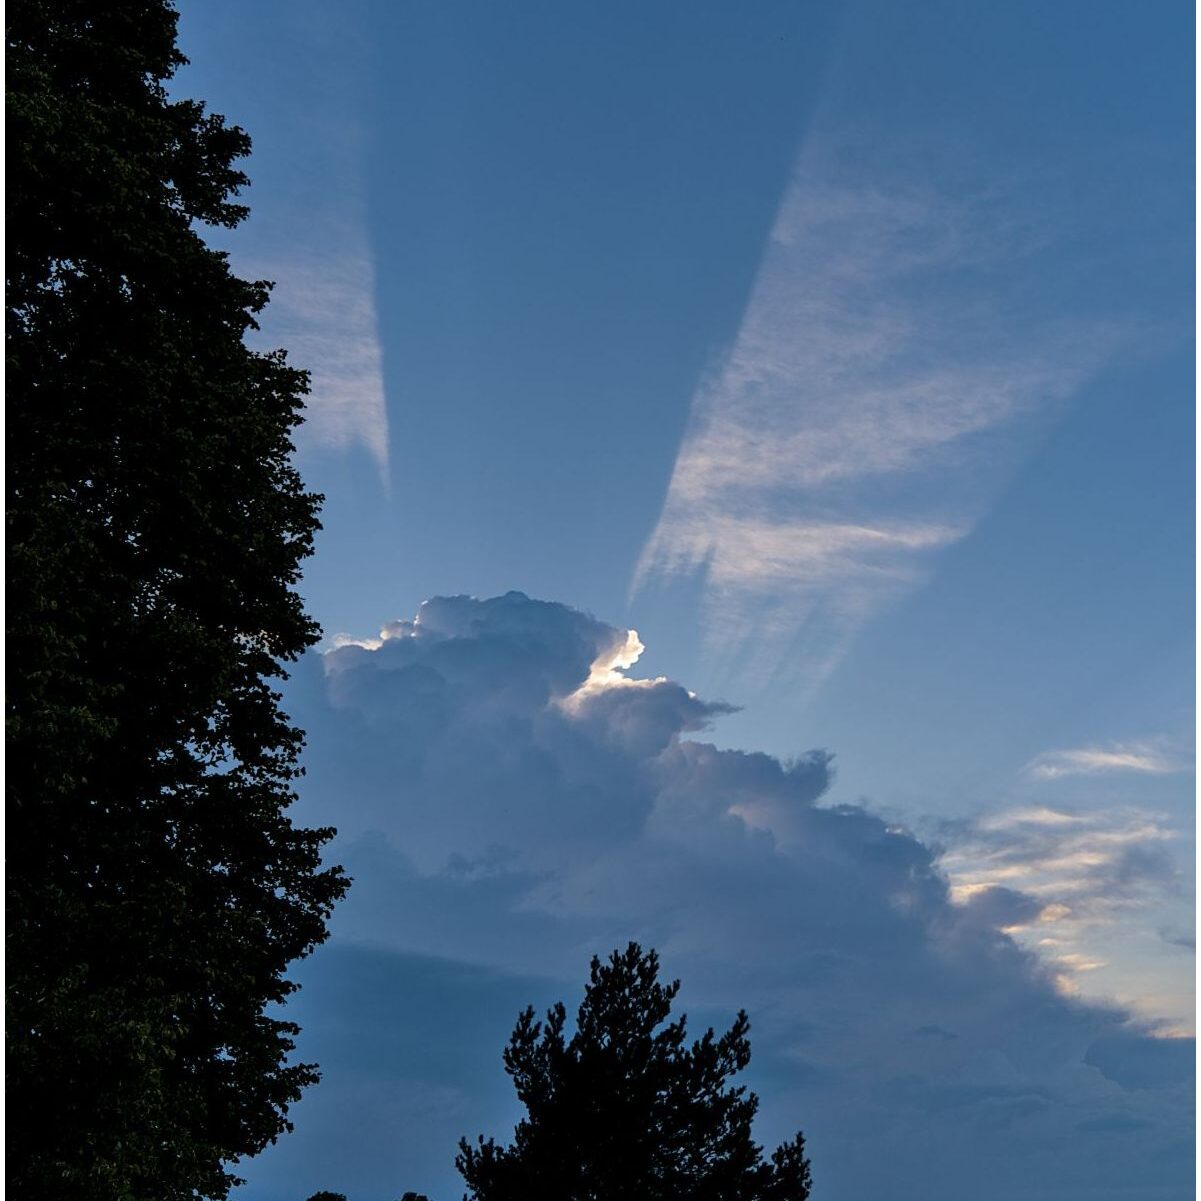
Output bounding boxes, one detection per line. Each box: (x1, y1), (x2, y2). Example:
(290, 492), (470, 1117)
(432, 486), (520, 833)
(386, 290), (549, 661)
(634, 135), (1115, 695)
(260, 593), (1193, 1201)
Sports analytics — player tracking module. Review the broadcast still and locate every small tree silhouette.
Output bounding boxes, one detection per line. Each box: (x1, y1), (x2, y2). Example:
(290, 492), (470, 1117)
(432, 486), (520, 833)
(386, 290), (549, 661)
(458, 943), (812, 1200)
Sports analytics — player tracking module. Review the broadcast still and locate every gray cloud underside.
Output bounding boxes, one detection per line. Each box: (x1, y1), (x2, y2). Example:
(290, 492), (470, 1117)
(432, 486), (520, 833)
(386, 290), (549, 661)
(262, 593), (1192, 1201)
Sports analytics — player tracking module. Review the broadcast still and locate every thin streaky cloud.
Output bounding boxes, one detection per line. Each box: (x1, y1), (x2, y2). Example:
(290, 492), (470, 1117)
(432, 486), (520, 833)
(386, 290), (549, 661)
(634, 133), (1119, 696)
(1026, 743), (1186, 780)
(247, 210), (390, 480)
(978, 807), (1089, 831)
(187, 7), (392, 484)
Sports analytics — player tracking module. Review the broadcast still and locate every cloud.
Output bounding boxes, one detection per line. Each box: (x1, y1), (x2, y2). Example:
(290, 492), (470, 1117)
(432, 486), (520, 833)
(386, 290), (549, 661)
(1158, 928), (1195, 951)
(183, 6), (391, 480)
(248, 214), (390, 477)
(939, 803), (1188, 1021)
(1084, 1033), (1196, 1091)
(257, 592), (1194, 1201)
(633, 134), (1117, 695)
(1025, 742), (1186, 780)
(942, 804), (1180, 917)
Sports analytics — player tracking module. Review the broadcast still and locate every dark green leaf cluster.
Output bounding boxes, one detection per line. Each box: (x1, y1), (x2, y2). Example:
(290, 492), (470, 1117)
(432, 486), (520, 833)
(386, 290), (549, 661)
(6, 2), (348, 1197)
(457, 944), (812, 1201)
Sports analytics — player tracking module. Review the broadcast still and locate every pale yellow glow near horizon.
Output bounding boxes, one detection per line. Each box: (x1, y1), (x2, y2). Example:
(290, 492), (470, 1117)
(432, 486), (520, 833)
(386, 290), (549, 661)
(943, 805), (1193, 1036)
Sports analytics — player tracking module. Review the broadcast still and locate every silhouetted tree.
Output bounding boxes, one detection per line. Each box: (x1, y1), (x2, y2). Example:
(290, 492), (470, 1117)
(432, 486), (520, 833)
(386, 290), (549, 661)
(458, 944), (812, 1200)
(7, 1), (348, 1197)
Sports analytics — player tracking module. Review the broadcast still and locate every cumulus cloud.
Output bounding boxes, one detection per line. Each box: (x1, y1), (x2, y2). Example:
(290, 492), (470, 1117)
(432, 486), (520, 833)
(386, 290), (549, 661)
(633, 133), (1118, 696)
(265, 592), (1193, 1201)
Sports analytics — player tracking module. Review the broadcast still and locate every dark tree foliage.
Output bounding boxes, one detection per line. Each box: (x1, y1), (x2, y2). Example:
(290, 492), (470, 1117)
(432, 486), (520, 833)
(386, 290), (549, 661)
(458, 944), (813, 1201)
(7, 2), (349, 1197)
(305, 1193), (426, 1200)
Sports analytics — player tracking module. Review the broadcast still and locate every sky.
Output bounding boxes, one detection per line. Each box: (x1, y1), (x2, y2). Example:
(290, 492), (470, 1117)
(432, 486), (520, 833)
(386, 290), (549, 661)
(175, 2), (1194, 1198)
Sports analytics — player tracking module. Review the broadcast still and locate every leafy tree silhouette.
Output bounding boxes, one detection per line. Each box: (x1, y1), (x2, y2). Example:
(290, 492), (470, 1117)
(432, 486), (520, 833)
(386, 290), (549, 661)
(458, 944), (812, 1200)
(7, 1), (348, 1197)
(304, 1193), (428, 1200)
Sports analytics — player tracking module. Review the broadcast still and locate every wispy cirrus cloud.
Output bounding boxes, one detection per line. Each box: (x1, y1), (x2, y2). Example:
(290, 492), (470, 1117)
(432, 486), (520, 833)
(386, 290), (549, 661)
(634, 134), (1118, 696)
(1025, 742), (1187, 781)
(180, 6), (392, 480)
(248, 209), (390, 479)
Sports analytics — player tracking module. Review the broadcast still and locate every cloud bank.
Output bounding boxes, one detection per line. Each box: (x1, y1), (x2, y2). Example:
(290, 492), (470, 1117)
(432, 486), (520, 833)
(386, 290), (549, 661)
(256, 592), (1193, 1201)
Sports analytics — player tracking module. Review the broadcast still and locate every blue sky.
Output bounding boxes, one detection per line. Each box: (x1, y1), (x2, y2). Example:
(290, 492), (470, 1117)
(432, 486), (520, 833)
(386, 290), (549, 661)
(176, 2), (1193, 1198)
